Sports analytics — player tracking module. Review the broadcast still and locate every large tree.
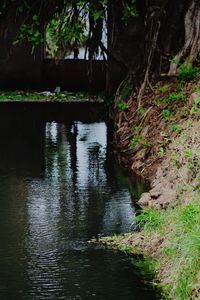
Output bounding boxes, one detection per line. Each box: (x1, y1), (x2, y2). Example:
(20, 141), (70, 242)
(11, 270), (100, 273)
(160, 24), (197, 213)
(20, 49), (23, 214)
(0, 0), (199, 91)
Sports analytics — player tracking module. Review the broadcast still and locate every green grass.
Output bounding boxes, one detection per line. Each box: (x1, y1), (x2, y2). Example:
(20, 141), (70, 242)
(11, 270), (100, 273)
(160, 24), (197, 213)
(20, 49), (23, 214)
(190, 96), (200, 119)
(0, 91), (45, 101)
(157, 85), (169, 93)
(162, 109), (171, 120)
(130, 134), (151, 149)
(167, 92), (186, 102)
(136, 198), (200, 299)
(0, 91), (101, 102)
(177, 64), (199, 82)
(168, 124), (182, 133)
(118, 101), (129, 111)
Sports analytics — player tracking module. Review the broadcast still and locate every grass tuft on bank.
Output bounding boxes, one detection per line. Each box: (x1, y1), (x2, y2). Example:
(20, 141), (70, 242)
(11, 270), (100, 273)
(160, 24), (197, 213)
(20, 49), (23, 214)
(99, 197), (200, 300)
(136, 198), (200, 300)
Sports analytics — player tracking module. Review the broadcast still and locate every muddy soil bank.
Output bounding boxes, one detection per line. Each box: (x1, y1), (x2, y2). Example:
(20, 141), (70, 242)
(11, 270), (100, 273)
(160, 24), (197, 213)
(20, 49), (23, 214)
(112, 76), (200, 209)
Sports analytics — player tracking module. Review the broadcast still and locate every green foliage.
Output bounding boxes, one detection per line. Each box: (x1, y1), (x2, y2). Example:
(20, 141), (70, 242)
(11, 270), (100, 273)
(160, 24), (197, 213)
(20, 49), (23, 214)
(130, 134), (151, 149)
(167, 92), (185, 102)
(169, 124), (182, 133)
(10, 1), (108, 57)
(184, 148), (193, 160)
(179, 203), (200, 228)
(133, 258), (157, 278)
(154, 91), (185, 108)
(159, 92), (186, 104)
(190, 96), (200, 119)
(122, 0), (138, 22)
(46, 11), (86, 59)
(118, 244), (133, 253)
(177, 64), (199, 82)
(159, 145), (165, 157)
(137, 199), (200, 299)
(162, 109), (171, 120)
(130, 135), (140, 148)
(157, 85), (168, 93)
(0, 91), (45, 101)
(0, 91), (97, 102)
(14, 15), (44, 53)
(118, 101), (129, 111)
(138, 106), (145, 117)
(167, 201), (200, 299)
(136, 209), (162, 231)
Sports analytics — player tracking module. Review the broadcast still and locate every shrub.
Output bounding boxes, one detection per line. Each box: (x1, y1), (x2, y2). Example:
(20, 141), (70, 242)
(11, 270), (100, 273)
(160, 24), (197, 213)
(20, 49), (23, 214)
(118, 101), (129, 111)
(177, 64), (199, 82)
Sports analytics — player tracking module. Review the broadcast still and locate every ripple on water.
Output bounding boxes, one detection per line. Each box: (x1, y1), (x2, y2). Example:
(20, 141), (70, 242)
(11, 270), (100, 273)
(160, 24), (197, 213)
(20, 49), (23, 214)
(0, 121), (159, 300)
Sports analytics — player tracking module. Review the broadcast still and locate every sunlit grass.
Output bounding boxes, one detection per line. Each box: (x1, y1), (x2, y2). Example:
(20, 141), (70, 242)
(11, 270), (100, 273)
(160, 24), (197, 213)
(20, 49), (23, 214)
(137, 198), (200, 299)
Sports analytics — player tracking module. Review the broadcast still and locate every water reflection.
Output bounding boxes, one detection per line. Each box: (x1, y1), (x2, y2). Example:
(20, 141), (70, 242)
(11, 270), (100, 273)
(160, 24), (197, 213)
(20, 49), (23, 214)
(0, 120), (158, 300)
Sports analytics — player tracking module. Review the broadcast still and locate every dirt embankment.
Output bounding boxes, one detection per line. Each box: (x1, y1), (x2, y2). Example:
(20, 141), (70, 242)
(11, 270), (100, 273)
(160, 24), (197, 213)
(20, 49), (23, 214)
(113, 76), (200, 208)
(102, 75), (200, 299)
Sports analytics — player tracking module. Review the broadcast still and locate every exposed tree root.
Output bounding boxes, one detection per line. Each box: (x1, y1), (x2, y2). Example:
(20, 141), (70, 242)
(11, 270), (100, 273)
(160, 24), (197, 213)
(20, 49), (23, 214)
(168, 0), (200, 75)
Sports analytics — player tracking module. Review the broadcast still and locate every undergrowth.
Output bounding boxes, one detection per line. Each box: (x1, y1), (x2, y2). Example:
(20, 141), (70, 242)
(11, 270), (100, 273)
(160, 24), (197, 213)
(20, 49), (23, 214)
(0, 91), (99, 101)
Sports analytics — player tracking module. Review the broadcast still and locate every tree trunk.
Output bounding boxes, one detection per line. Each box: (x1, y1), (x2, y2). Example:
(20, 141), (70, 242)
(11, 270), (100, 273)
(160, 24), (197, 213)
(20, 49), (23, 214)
(168, 0), (200, 75)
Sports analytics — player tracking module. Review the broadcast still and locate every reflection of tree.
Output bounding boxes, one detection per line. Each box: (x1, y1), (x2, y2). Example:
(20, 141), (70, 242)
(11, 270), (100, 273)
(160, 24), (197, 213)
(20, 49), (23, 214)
(44, 121), (143, 238)
(70, 122), (78, 188)
(0, 174), (30, 296)
(88, 143), (101, 184)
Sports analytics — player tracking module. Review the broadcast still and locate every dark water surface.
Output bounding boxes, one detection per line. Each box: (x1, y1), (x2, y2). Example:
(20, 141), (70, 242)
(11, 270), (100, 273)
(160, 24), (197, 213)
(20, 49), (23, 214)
(0, 120), (159, 300)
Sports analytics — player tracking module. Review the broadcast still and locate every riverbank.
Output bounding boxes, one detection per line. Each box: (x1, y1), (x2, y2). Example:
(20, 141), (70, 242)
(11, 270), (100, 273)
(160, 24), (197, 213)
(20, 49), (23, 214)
(113, 75), (200, 204)
(104, 72), (200, 299)
(0, 91), (103, 102)
(100, 196), (200, 299)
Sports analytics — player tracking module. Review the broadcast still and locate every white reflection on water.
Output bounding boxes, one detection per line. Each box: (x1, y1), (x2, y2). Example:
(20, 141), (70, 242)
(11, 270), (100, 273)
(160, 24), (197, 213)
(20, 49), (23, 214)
(25, 122), (136, 299)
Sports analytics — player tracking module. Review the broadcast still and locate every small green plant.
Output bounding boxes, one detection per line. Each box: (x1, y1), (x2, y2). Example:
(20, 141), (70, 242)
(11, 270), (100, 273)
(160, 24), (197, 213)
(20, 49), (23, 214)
(0, 91), (95, 102)
(159, 145), (165, 157)
(162, 109), (171, 120)
(179, 203), (200, 228)
(118, 244), (133, 253)
(136, 208), (162, 231)
(167, 92), (185, 102)
(130, 134), (151, 149)
(138, 106), (145, 117)
(177, 81), (184, 91)
(142, 141), (151, 148)
(130, 135), (140, 148)
(177, 64), (199, 82)
(190, 96), (200, 119)
(169, 124), (182, 133)
(159, 92), (186, 104)
(184, 148), (193, 160)
(118, 101), (129, 111)
(134, 125), (142, 133)
(158, 85), (168, 93)
(122, 0), (138, 23)
(133, 258), (157, 277)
